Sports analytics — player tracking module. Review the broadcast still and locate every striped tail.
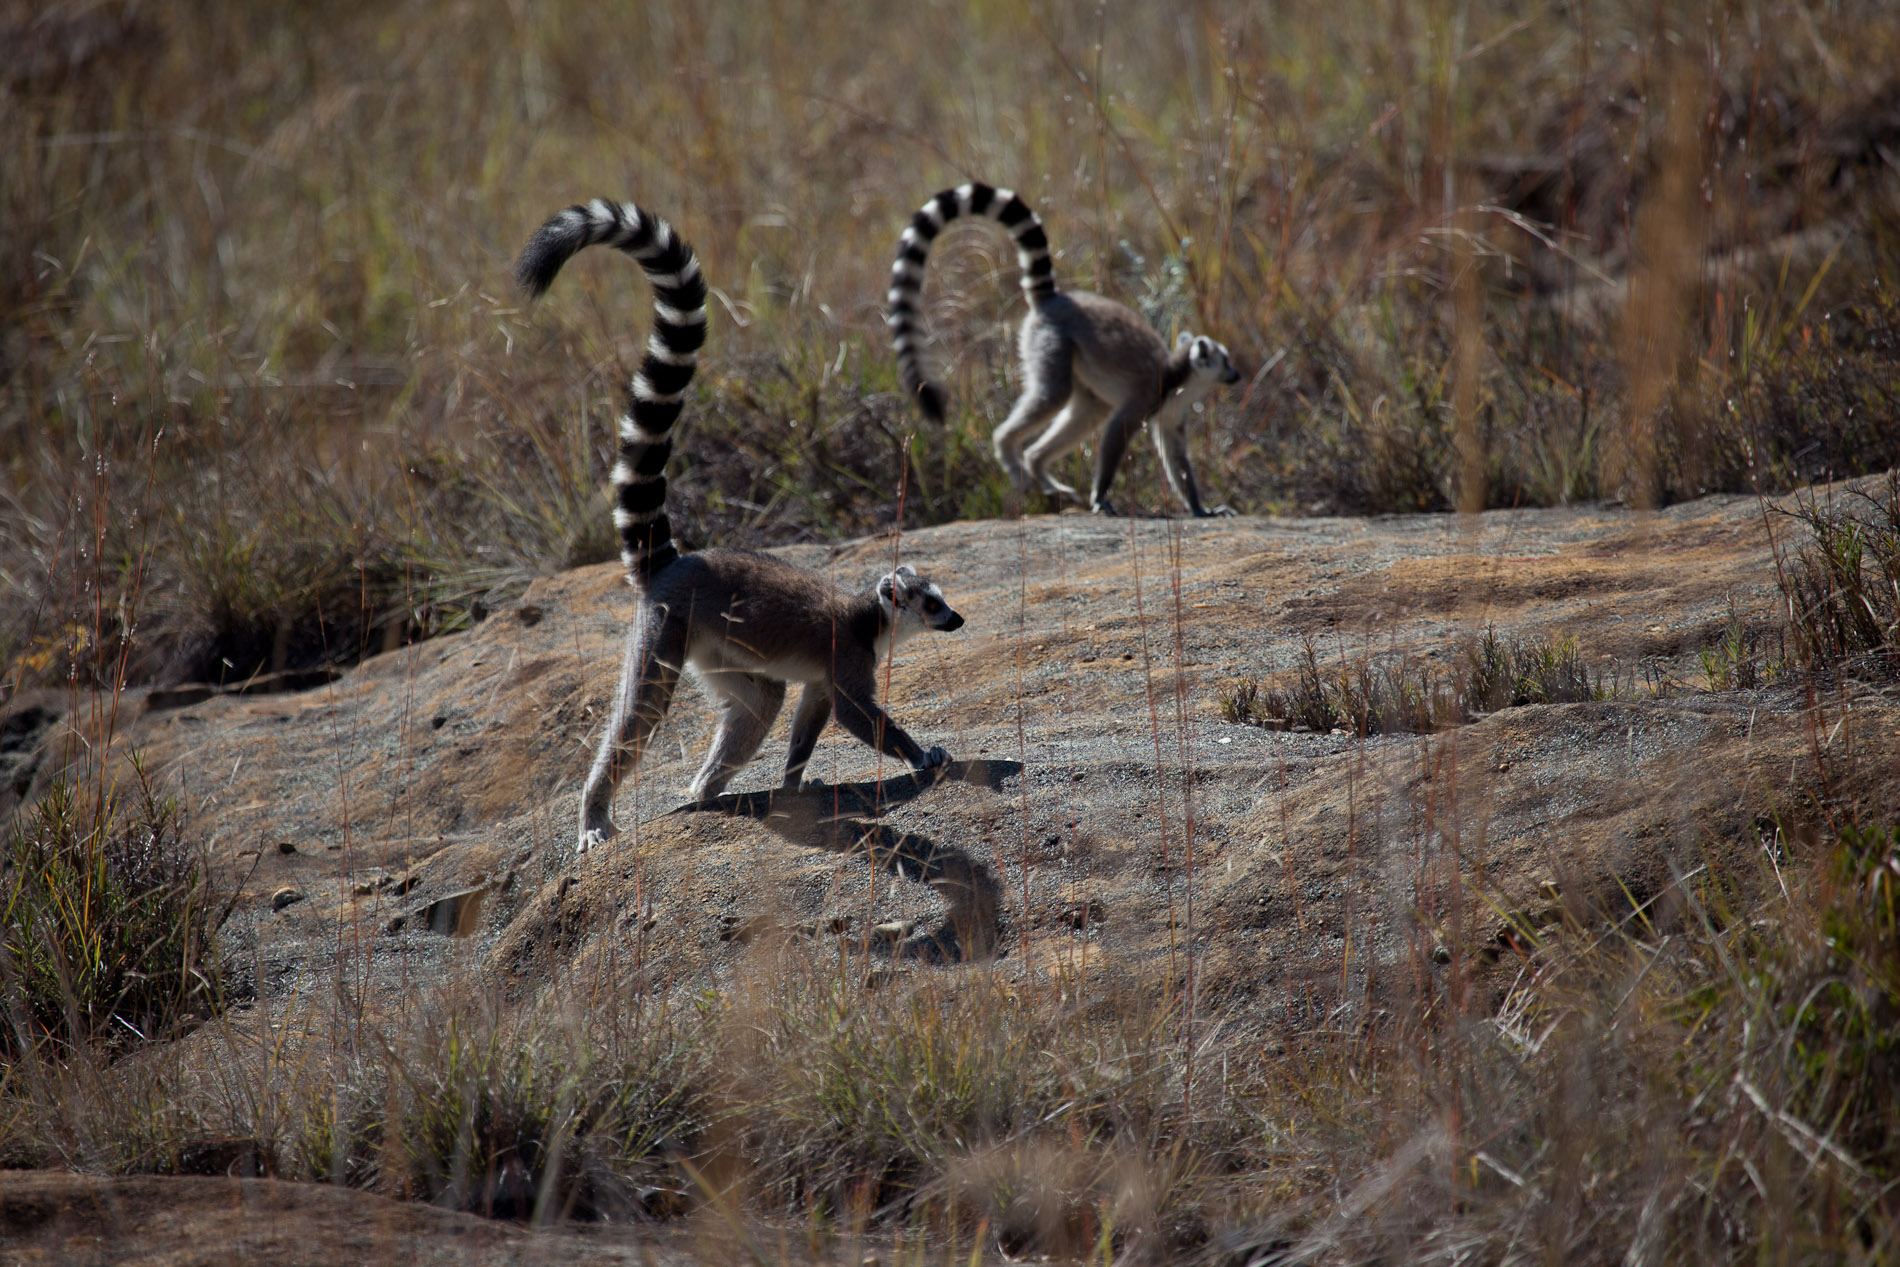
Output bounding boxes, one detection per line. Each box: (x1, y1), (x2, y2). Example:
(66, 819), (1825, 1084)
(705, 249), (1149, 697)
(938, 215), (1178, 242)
(886, 183), (1056, 423)
(516, 199), (707, 581)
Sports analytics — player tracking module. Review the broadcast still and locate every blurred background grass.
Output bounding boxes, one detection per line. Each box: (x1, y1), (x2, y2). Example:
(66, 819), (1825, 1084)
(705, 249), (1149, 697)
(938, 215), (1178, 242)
(3, 0), (1897, 690)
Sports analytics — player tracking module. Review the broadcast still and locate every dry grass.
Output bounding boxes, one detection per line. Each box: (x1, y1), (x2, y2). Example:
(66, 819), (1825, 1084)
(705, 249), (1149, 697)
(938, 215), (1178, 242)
(2, 802), (1896, 1260)
(5, 0), (1899, 691)
(1775, 471), (1900, 682)
(5, 0), (1900, 1261)
(1, 758), (222, 1059)
(1218, 628), (1617, 735)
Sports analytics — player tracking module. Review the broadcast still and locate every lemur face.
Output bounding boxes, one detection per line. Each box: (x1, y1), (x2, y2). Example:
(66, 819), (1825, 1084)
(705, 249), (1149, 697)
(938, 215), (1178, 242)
(1191, 335), (1243, 385)
(879, 565), (966, 646)
(1174, 332), (1243, 386)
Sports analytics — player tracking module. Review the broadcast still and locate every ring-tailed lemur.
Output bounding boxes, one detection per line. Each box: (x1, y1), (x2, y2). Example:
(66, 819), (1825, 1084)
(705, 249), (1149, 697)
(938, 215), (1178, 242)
(517, 199), (966, 854)
(887, 183), (1243, 517)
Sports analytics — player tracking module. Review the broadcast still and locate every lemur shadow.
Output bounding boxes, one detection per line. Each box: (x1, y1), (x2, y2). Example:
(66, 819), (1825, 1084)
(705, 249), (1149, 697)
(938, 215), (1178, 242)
(671, 760), (1019, 962)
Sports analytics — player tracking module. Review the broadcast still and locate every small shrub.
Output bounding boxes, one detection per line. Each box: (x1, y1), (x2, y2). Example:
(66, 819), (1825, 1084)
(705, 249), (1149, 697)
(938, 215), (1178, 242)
(1707, 284), (1900, 494)
(724, 970), (1232, 1255)
(737, 980), (1044, 1210)
(0, 760), (221, 1055)
(1742, 821), (1900, 1180)
(1699, 605), (1791, 690)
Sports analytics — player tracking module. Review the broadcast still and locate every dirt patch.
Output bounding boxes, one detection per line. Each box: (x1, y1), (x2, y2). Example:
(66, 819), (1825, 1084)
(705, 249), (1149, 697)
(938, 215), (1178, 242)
(0, 1170), (693, 1265)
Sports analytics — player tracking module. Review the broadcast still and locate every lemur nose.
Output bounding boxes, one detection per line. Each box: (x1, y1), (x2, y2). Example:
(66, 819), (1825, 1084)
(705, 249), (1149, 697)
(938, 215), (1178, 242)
(942, 612), (965, 631)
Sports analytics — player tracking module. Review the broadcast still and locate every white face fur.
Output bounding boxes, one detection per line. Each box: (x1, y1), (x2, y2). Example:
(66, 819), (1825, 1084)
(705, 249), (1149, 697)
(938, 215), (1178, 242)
(1177, 332), (1243, 388)
(877, 565), (965, 651)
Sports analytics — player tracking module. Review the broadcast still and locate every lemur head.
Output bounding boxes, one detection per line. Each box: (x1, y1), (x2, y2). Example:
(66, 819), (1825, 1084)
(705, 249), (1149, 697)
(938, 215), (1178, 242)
(877, 565), (965, 647)
(1177, 332), (1243, 388)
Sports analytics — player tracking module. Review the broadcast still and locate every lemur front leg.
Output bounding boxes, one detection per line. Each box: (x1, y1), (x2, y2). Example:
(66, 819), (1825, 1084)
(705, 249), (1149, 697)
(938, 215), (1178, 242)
(1088, 401), (1148, 516)
(1154, 416), (1235, 518)
(780, 684), (834, 789)
(828, 672), (949, 779)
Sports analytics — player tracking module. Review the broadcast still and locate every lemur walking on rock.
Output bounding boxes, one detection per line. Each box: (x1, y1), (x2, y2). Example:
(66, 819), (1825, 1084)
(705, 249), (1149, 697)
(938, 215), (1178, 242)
(517, 199), (966, 854)
(887, 182), (1242, 517)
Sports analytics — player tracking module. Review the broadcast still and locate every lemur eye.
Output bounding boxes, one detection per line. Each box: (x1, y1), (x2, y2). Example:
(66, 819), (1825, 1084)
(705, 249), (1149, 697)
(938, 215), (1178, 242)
(924, 597), (942, 613)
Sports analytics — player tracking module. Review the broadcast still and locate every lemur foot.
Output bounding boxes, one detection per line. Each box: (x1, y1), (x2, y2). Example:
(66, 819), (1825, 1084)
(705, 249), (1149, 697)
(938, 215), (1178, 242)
(576, 820), (618, 855)
(1090, 498), (1120, 517)
(1196, 504), (1238, 518)
(1037, 474), (1079, 501)
(916, 746), (951, 776)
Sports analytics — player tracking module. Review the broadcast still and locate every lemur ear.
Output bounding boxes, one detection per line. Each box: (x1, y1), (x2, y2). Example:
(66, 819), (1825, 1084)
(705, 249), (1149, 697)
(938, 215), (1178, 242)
(879, 569), (915, 602)
(1175, 331), (1195, 350)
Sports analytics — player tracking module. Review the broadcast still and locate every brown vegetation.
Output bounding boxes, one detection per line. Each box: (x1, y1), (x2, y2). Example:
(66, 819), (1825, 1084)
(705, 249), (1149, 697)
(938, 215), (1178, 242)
(3, 0), (1899, 1263)
(5, 0), (1899, 692)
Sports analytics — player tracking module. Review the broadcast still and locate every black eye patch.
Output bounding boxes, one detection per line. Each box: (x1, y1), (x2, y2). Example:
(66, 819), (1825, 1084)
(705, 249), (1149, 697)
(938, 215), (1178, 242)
(924, 597), (942, 613)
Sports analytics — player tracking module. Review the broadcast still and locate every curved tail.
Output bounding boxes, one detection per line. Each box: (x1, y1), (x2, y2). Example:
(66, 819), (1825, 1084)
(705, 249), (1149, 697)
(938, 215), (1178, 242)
(886, 183), (1056, 423)
(516, 199), (707, 580)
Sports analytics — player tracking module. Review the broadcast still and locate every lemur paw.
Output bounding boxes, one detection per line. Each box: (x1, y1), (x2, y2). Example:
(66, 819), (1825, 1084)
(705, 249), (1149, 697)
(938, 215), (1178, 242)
(1090, 499), (1119, 517)
(1199, 504), (1238, 518)
(576, 823), (617, 855)
(917, 746), (951, 772)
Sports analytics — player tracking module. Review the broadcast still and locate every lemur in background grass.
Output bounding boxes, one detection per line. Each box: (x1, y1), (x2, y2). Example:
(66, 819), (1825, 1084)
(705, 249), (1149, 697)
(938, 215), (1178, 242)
(887, 182), (1242, 517)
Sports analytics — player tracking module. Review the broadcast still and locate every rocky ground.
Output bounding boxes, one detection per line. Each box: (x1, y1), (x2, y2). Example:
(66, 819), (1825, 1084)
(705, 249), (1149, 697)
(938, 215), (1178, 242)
(5, 486), (1897, 1260)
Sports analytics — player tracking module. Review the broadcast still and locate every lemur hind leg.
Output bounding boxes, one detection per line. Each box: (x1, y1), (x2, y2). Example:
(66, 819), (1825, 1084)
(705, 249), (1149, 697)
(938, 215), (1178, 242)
(1022, 385), (1110, 502)
(990, 319), (1074, 488)
(578, 607), (686, 853)
(688, 671), (786, 803)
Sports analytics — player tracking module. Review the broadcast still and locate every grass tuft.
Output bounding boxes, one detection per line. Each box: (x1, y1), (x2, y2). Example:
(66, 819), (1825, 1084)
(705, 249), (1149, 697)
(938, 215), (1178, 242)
(1220, 628), (1613, 735)
(0, 757), (221, 1056)
(1777, 473), (1900, 681)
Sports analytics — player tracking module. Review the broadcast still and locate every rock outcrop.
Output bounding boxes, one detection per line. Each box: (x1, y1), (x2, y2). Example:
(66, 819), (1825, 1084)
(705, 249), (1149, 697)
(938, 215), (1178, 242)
(6, 490), (1896, 1248)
